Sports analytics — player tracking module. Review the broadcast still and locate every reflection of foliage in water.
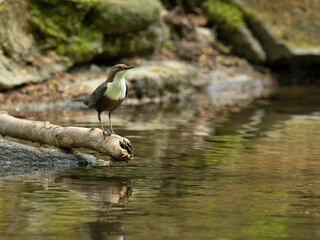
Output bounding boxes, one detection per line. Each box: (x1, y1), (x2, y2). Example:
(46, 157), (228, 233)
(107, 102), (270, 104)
(202, 135), (243, 165)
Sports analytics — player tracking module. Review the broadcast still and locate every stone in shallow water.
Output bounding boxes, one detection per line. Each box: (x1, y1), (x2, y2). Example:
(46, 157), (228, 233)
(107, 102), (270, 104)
(0, 138), (98, 172)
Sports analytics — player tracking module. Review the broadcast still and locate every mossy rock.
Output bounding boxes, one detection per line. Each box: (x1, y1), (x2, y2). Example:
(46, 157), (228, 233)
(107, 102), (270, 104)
(235, 0), (320, 65)
(0, 0), (34, 62)
(202, 0), (266, 63)
(203, 0), (245, 34)
(236, 0), (320, 49)
(28, 0), (103, 62)
(91, 0), (162, 35)
(0, 0), (73, 90)
(27, 0), (163, 62)
(101, 22), (169, 57)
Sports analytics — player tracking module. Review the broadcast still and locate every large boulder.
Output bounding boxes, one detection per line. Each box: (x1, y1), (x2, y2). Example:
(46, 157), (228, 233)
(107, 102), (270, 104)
(227, 26), (266, 64)
(244, 16), (292, 63)
(101, 22), (169, 58)
(0, 52), (71, 90)
(126, 60), (198, 99)
(0, 0), (72, 90)
(27, 0), (166, 62)
(202, 0), (266, 64)
(28, 0), (103, 63)
(79, 60), (198, 100)
(92, 0), (168, 58)
(92, 0), (162, 35)
(0, 0), (168, 90)
(234, 0), (320, 66)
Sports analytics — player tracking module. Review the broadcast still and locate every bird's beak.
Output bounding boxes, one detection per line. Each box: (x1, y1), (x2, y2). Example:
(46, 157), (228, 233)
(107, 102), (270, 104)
(126, 66), (134, 70)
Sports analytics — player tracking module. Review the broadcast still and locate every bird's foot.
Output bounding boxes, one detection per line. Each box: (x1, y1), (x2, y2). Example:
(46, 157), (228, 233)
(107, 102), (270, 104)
(107, 129), (115, 135)
(102, 129), (114, 139)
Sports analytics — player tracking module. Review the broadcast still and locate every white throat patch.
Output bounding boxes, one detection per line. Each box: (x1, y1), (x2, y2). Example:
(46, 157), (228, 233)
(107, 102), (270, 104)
(104, 70), (127, 100)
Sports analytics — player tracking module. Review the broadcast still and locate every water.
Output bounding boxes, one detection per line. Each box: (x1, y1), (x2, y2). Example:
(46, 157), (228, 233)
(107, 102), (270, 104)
(1, 86), (320, 239)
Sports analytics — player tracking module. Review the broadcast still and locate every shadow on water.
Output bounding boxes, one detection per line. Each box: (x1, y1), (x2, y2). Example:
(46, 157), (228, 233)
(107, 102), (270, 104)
(1, 86), (320, 239)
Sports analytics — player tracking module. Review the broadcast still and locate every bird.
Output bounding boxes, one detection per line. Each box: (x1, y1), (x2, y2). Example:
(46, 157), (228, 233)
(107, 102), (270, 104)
(73, 64), (133, 136)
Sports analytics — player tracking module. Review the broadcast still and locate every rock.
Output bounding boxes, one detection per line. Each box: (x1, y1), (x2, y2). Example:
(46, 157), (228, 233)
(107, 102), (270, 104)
(100, 21), (169, 58)
(202, 0), (320, 66)
(247, 17), (320, 66)
(0, 1), (33, 62)
(0, 1), (72, 90)
(126, 60), (198, 98)
(0, 138), (98, 168)
(0, 52), (71, 90)
(92, 0), (162, 35)
(206, 69), (274, 104)
(0, 0), (167, 90)
(89, 64), (104, 74)
(245, 16), (293, 63)
(27, 0), (166, 61)
(289, 49), (320, 66)
(28, 0), (103, 63)
(197, 27), (216, 44)
(226, 26), (266, 64)
(80, 60), (198, 99)
(202, 0), (266, 64)
(235, 0), (320, 66)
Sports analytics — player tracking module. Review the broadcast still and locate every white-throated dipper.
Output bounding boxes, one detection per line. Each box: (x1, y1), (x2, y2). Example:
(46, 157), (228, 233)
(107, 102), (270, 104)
(74, 64), (133, 136)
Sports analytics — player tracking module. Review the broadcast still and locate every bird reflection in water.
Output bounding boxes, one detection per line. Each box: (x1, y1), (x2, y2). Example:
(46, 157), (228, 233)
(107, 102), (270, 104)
(56, 175), (133, 211)
(56, 175), (133, 239)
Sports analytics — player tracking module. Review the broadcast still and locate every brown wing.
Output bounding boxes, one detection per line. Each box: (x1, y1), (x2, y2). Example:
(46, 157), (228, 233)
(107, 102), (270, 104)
(87, 82), (108, 108)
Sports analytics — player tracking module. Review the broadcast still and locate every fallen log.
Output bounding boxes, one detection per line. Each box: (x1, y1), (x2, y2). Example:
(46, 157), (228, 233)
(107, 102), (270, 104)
(0, 111), (133, 162)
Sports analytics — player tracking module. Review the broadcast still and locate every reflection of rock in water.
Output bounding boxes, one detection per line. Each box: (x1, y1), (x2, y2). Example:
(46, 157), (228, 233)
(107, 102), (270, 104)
(56, 176), (133, 208)
(83, 221), (124, 240)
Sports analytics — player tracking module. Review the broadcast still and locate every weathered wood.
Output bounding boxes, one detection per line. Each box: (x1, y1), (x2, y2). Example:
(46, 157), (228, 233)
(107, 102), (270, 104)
(0, 111), (133, 162)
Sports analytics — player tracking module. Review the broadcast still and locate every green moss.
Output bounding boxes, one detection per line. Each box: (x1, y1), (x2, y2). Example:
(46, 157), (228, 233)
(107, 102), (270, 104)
(202, 0), (245, 34)
(66, 28), (103, 61)
(0, 3), (10, 12)
(27, 0), (102, 62)
(162, 40), (174, 49)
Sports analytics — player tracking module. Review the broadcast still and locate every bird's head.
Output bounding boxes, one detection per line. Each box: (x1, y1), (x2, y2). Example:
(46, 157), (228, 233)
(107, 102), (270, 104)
(111, 64), (134, 73)
(109, 64), (134, 82)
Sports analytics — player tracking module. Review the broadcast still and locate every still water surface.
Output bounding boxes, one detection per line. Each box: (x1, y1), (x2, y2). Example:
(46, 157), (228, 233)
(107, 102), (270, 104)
(1, 87), (320, 240)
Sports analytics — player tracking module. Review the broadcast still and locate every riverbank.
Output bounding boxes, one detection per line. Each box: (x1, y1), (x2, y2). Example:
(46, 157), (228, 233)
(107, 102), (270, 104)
(0, 39), (275, 113)
(0, 0), (280, 115)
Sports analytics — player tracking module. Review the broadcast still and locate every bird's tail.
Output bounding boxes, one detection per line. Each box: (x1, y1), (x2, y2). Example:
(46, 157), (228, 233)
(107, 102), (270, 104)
(72, 96), (89, 106)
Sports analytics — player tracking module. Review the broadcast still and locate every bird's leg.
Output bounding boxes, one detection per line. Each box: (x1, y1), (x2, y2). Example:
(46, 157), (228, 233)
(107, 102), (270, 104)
(98, 112), (109, 139)
(109, 111), (113, 133)
(98, 112), (105, 131)
(106, 111), (114, 135)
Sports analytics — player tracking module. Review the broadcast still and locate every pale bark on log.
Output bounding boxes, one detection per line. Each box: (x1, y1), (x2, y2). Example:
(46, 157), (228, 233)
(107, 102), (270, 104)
(0, 111), (133, 162)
